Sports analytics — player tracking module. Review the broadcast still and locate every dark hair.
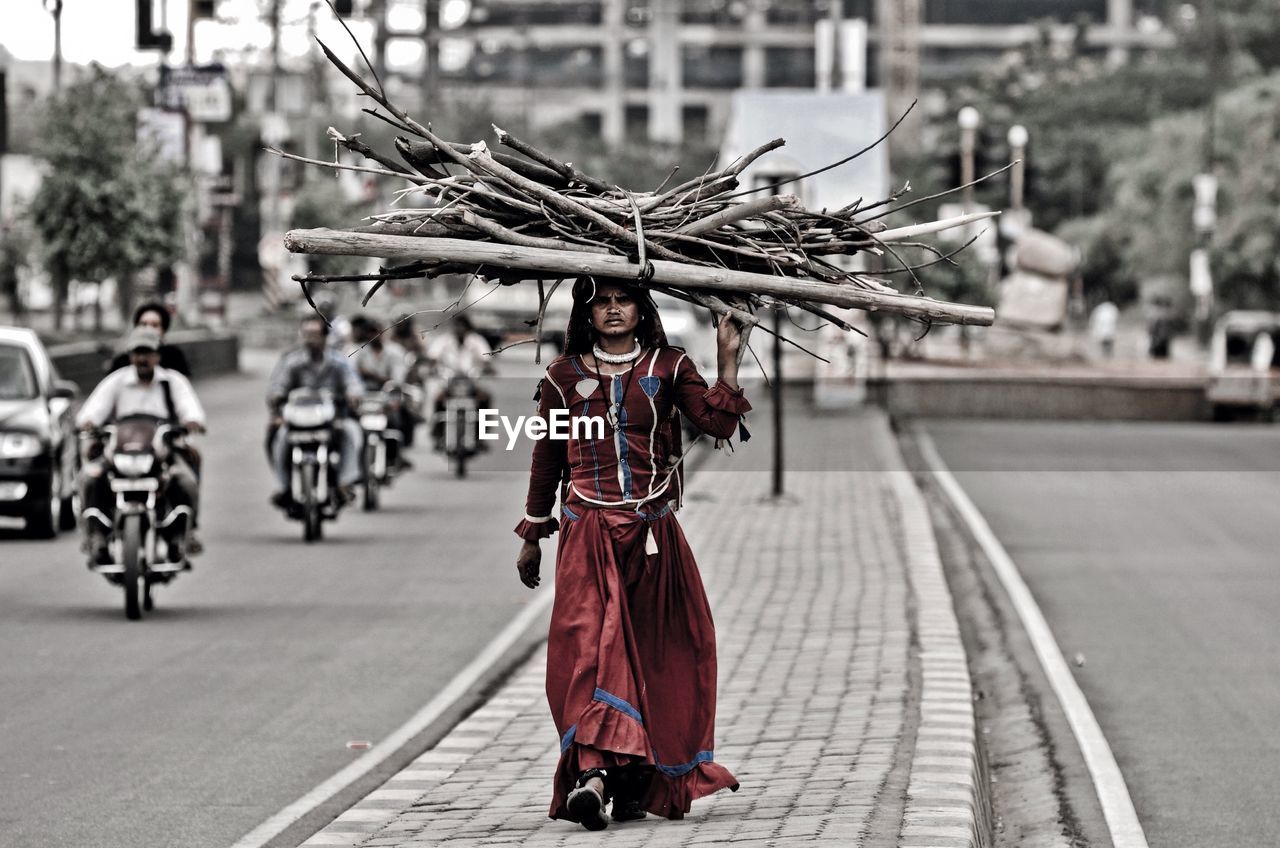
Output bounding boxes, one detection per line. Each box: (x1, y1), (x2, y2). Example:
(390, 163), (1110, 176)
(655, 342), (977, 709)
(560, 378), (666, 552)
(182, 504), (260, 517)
(392, 313), (415, 337)
(564, 276), (666, 355)
(133, 301), (171, 333)
(301, 315), (330, 337)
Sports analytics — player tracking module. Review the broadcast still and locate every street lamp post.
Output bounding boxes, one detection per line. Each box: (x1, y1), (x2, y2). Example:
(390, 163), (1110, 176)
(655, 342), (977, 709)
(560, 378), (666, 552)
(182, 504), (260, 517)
(1007, 124), (1028, 214)
(1191, 172), (1217, 347)
(958, 106), (981, 214)
(44, 0), (64, 92)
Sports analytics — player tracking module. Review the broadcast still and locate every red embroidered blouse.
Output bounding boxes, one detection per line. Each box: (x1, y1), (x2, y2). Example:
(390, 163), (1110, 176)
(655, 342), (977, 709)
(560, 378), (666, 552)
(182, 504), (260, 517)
(515, 347), (750, 541)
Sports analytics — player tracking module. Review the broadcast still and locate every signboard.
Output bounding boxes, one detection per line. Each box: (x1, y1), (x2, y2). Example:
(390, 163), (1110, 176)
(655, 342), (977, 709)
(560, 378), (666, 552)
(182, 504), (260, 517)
(138, 108), (186, 164)
(158, 64), (233, 123)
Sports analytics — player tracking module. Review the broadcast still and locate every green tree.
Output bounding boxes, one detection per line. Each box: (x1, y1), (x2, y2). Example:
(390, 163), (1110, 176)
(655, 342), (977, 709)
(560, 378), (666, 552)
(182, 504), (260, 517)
(27, 67), (189, 330)
(1067, 73), (1280, 310)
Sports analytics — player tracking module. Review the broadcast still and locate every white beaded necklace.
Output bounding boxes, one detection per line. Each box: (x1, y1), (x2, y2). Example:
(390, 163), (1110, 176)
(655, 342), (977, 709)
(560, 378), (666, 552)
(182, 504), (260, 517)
(592, 341), (641, 364)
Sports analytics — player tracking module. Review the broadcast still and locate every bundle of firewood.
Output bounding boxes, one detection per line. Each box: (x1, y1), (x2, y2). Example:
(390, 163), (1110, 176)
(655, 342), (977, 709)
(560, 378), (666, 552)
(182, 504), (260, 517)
(279, 37), (996, 354)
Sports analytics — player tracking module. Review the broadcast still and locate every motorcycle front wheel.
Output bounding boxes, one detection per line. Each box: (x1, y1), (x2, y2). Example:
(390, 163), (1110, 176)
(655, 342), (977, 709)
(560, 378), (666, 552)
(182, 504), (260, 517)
(453, 408), (468, 478)
(363, 441), (380, 511)
(301, 463), (322, 543)
(122, 514), (144, 621)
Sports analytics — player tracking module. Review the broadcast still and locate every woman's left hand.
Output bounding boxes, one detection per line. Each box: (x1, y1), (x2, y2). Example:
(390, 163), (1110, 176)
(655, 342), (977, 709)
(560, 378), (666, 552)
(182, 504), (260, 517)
(716, 314), (743, 357)
(715, 314), (744, 390)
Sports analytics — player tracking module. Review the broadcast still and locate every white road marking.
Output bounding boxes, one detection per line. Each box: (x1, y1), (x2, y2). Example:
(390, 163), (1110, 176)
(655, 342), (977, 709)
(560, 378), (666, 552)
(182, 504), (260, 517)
(228, 586), (555, 848)
(915, 427), (1149, 848)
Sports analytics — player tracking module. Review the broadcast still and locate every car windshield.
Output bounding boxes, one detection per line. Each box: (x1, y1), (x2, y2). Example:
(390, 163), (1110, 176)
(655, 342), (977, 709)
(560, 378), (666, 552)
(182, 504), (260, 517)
(0, 345), (38, 400)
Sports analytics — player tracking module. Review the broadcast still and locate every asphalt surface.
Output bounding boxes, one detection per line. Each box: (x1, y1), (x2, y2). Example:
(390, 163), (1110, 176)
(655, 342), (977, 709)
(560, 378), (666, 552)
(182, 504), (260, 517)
(924, 419), (1280, 848)
(0, 351), (548, 848)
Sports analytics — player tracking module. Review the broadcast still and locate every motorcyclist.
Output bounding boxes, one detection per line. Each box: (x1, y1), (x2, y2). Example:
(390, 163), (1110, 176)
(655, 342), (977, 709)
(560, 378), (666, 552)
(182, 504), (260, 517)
(108, 301), (191, 377)
(349, 316), (414, 466)
(76, 327), (206, 564)
(266, 315), (364, 507)
(349, 316), (409, 388)
(426, 314), (494, 448)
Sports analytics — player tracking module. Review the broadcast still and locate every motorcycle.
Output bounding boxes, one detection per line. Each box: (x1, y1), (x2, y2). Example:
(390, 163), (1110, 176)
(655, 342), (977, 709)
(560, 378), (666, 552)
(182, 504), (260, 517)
(435, 375), (480, 478)
(357, 385), (406, 511)
(81, 414), (194, 621)
(280, 388), (345, 542)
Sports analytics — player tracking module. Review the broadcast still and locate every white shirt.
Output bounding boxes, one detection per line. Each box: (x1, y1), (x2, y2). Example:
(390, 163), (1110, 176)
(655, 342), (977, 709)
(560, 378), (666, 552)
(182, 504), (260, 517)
(426, 332), (492, 380)
(353, 339), (409, 385)
(1089, 302), (1118, 340)
(77, 365), (207, 429)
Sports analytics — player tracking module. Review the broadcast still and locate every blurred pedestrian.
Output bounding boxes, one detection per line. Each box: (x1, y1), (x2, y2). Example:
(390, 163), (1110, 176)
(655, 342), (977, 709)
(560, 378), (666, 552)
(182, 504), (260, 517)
(1148, 297), (1173, 360)
(1089, 300), (1118, 359)
(514, 278), (749, 830)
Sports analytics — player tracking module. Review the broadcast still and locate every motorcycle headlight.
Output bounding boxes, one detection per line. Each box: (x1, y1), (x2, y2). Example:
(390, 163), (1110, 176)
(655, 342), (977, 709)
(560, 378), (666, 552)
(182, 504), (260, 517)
(361, 413), (388, 431)
(0, 432), (42, 459)
(112, 452), (155, 477)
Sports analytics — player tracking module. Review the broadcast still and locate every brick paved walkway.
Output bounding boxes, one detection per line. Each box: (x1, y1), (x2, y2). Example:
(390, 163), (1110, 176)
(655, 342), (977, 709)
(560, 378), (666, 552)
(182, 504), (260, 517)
(300, 408), (985, 847)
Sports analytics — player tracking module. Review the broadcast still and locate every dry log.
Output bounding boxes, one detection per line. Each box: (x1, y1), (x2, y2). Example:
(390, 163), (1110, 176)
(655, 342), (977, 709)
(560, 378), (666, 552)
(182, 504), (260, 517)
(285, 228), (995, 326)
(672, 195), (801, 237)
(875, 211), (1000, 243)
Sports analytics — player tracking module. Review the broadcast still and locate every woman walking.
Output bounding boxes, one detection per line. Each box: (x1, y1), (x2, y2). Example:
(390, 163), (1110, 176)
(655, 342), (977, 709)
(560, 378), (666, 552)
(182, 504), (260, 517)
(515, 277), (750, 830)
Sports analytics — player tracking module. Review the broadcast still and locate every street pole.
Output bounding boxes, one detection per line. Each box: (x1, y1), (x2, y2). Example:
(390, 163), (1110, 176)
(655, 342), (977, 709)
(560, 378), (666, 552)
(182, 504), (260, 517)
(958, 105), (980, 215)
(1003, 123), (1029, 281)
(266, 0), (283, 240)
(771, 308), (784, 497)
(1193, 0), (1219, 349)
(1007, 124), (1027, 215)
(957, 106), (980, 354)
(46, 0), (64, 92)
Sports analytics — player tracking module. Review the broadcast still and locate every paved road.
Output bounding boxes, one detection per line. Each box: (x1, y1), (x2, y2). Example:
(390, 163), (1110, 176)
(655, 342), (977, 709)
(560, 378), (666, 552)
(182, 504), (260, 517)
(925, 420), (1280, 848)
(0, 352), (547, 848)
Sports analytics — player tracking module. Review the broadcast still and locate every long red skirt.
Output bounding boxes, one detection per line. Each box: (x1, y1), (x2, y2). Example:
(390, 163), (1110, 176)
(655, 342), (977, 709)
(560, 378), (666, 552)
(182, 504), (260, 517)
(545, 500), (739, 821)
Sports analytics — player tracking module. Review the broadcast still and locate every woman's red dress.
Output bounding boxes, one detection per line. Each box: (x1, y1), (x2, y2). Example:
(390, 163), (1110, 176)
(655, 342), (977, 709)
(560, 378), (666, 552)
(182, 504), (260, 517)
(515, 346), (750, 821)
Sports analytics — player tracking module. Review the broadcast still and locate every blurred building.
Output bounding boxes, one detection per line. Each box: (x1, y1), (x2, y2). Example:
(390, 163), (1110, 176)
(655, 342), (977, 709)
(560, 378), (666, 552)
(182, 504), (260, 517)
(365, 0), (1175, 147)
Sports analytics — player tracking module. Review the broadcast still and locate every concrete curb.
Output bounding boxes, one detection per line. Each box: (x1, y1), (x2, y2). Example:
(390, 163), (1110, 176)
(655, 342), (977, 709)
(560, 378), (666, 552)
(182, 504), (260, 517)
(888, 469), (994, 848)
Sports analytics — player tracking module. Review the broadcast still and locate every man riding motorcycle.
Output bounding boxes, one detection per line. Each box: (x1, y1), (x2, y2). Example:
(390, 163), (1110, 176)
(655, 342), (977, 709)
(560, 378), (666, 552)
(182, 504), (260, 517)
(426, 314), (494, 448)
(266, 316), (364, 507)
(76, 327), (206, 564)
(349, 316), (416, 467)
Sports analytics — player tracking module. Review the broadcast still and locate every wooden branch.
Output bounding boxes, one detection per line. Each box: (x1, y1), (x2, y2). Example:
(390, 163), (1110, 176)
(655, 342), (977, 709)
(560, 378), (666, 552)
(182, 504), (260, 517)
(264, 146), (428, 184)
(397, 137), (568, 188)
(672, 194), (801, 237)
(284, 228), (996, 326)
(722, 138), (786, 177)
(328, 128), (415, 176)
(459, 210), (608, 253)
(466, 144), (697, 266)
(492, 125), (615, 194)
(875, 211), (1000, 243)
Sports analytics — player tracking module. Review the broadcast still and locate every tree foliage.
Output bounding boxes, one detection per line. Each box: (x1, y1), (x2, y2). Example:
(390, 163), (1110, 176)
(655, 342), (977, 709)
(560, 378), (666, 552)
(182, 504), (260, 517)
(27, 67), (189, 326)
(908, 11), (1280, 311)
